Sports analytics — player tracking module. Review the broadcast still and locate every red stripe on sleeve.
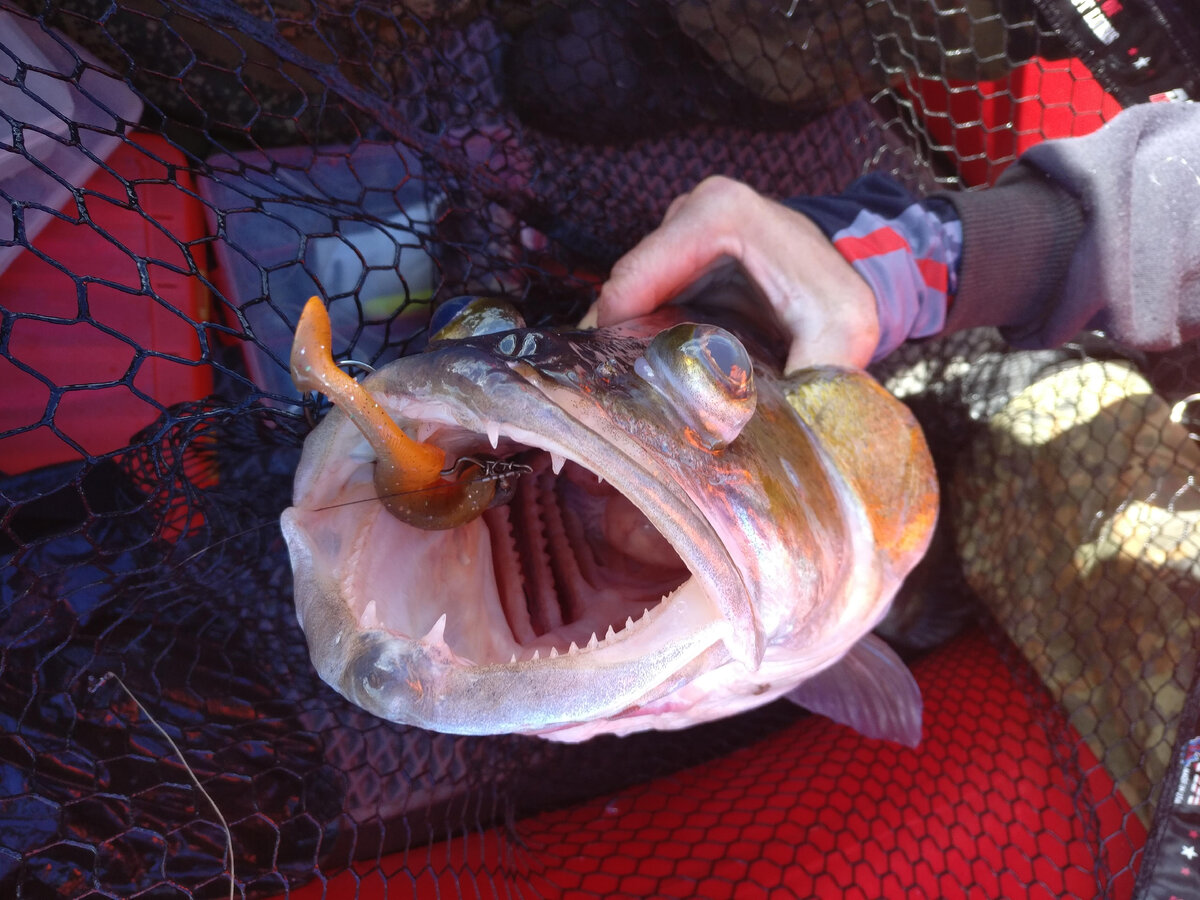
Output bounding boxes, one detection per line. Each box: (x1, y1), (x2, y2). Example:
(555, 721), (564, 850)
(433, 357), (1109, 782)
(833, 227), (909, 262)
(835, 225), (955, 311)
(916, 257), (947, 293)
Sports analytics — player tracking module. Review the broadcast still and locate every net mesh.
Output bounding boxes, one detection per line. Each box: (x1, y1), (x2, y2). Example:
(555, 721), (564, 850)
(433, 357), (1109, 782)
(0, 0), (1195, 897)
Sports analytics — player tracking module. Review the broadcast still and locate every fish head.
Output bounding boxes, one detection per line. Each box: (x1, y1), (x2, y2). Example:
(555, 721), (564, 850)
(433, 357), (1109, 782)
(281, 295), (938, 742)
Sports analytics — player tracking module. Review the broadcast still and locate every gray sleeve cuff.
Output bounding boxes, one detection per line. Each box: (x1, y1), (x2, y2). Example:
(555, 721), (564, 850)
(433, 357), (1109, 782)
(932, 168), (1085, 344)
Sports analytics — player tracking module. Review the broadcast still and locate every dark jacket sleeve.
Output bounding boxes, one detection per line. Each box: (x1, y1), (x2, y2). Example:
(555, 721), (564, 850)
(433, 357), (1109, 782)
(935, 101), (1200, 351)
(783, 175), (961, 361)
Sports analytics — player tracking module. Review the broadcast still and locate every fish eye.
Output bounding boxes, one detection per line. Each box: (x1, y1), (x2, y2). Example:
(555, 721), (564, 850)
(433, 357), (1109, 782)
(699, 330), (751, 389)
(431, 296), (526, 340)
(642, 323), (757, 451)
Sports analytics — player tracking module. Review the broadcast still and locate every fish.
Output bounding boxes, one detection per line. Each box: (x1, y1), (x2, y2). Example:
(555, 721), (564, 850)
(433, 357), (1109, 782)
(280, 274), (938, 745)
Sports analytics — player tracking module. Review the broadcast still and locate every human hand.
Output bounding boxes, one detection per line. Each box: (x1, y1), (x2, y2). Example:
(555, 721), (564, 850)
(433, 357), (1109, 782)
(584, 176), (880, 372)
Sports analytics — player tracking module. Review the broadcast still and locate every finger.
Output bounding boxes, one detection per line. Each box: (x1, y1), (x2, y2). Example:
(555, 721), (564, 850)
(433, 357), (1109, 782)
(596, 178), (763, 325)
(577, 302), (599, 329)
(598, 200), (756, 325)
(597, 227), (741, 326)
(779, 280), (880, 372)
(660, 189), (693, 225)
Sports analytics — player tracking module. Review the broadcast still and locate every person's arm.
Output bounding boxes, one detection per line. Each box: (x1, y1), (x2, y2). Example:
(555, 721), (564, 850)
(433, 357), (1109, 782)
(939, 100), (1200, 351)
(590, 175), (882, 371)
(592, 101), (1200, 367)
(590, 172), (959, 368)
(781, 175), (960, 362)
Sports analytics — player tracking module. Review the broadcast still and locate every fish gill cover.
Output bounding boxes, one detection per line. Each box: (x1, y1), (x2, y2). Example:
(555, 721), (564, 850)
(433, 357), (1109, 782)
(0, 0), (1196, 898)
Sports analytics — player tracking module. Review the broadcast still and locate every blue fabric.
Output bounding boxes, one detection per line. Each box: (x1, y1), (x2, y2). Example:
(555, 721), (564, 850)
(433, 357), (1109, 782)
(784, 175), (963, 361)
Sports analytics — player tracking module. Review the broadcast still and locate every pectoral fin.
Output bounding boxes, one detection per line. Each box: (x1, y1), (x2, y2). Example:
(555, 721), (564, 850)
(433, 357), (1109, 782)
(783, 634), (923, 747)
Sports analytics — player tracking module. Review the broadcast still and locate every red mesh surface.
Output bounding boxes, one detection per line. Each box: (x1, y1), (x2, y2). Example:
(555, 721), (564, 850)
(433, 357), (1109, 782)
(285, 630), (1146, 900)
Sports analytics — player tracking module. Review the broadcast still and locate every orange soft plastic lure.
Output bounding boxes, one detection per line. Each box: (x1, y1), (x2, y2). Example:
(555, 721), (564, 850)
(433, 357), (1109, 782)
(290, 296), (496, 529)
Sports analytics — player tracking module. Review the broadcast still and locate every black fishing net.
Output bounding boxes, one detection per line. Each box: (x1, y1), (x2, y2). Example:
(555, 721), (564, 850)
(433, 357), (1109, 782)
(2, 0), (1199, 897)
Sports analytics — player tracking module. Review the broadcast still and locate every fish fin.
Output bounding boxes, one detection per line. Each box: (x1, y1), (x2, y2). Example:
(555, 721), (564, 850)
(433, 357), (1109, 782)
(784, 368), (938, 576)
(783, 634), (923, 747)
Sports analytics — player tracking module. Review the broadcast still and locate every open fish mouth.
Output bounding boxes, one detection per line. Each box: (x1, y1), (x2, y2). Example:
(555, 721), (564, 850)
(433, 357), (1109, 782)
(313, 417), (704, 661)
(464, 453), (691, 660)
(281, 364), (746, 736)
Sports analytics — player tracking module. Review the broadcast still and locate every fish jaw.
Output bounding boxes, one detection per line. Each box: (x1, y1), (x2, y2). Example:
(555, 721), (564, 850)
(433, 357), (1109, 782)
(282, 342), (766, 734)
(282, 321), (936, 740)
(282, 508), (734, 734)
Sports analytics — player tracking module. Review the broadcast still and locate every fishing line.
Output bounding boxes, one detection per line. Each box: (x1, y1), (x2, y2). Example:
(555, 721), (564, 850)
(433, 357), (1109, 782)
(87, 671), (236, 900)
(164, 457), (534, 570)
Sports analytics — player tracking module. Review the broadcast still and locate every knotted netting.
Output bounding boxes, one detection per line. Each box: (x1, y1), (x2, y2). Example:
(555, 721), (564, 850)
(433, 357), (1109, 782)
(2, 0), (1199, 897)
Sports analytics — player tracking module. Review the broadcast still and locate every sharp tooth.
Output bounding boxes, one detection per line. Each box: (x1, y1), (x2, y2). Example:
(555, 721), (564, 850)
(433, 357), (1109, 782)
(550, 452), (566, 475)
(549, 646), (559, 658)
(642, 606), (651, 620)
(487, 423), (500, 449)
(587, 632), (598, 649)
(532, 649), (540, 660)
(606, 625), (616, 641)
(423, 613), (448, 645)
(568, 641), (579, 655)
(509, 653), (517, 664)
(625, 616), (634, 630)
(596, 473), (604, 484)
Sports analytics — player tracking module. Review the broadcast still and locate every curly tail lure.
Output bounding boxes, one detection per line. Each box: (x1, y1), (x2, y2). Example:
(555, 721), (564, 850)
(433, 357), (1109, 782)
(290, 296), (497, 529)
